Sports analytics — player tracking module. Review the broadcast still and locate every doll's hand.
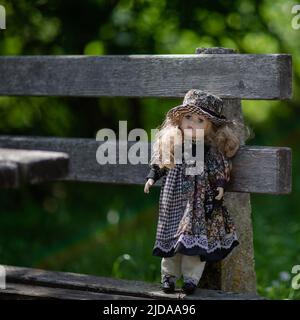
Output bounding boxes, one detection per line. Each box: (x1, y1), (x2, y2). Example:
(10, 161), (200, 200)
(215, 187), (224, 200)
(144, 178), (154, 194)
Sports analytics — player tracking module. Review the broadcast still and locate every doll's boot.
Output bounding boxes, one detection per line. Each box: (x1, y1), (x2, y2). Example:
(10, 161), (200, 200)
(182, 278), (198, 295)
(161, 275), (176, 293)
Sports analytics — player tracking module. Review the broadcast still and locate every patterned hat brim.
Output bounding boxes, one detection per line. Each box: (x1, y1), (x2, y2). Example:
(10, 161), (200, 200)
(166, 104), (233, 125)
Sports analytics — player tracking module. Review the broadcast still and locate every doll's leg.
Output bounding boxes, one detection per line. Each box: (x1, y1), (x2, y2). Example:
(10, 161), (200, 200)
(181, 255), (206, 286)
(161, 253), (182, 284)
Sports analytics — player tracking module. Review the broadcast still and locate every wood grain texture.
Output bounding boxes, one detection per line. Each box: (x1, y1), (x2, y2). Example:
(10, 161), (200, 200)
(0, 283), (153, 300)
(0, 147), (69, 188)
(0, 136), (291, 194)
(2, 264), (265, 300)
(0, 54), (292, 99)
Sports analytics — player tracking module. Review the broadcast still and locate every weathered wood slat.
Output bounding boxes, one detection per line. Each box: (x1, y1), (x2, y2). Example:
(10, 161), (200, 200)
(0, 136), (291, 194)
(2, 265), (265, 300)
(0, 148), (69, 188)
(1, 283), (153, 300)
(0, 54), (291, 99)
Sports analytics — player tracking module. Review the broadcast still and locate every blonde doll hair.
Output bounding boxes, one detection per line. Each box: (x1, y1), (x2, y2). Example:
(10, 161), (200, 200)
(150, 111), (253, 170)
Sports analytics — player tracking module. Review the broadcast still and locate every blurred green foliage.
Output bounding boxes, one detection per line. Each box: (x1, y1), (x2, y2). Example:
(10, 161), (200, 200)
(0, 0), (299, 299)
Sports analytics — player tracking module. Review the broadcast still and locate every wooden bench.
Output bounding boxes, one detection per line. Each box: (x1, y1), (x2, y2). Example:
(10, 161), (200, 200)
(0, 47), (292, 300)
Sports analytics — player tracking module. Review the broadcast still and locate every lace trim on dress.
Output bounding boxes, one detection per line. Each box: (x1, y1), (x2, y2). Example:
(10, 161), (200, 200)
(153, 232), (238, 254)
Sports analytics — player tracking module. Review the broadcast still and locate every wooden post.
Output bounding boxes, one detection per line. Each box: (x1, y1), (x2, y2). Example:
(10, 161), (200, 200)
(196, 47), (257, 293)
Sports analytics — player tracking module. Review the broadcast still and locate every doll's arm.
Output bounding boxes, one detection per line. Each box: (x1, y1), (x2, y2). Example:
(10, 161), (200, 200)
(145, 164), (168, 184)
(214, 152), (231, 189)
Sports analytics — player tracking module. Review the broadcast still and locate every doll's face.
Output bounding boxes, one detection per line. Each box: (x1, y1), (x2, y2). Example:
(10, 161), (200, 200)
(180, 112), (212, 140)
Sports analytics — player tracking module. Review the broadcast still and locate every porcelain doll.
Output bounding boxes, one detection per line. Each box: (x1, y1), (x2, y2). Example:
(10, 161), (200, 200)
(144, 89), (250, 295)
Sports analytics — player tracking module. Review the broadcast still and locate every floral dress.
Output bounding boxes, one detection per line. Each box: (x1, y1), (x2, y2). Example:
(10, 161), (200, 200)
(146, 142), (239, 262)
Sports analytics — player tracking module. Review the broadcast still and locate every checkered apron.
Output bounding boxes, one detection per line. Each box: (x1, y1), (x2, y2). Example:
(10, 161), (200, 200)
(155, 163), (184, 241)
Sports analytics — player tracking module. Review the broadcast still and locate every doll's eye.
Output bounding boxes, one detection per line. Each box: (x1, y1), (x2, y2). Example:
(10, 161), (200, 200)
(185, 115), (191, 119)
(198, 118), (203, 123)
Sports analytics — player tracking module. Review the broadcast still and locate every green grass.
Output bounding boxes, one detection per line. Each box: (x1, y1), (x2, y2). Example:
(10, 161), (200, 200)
(251, 193), (300, 300)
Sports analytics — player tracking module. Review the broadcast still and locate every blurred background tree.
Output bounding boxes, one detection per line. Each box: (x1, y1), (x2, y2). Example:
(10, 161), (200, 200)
(0, 0), (299, 299)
